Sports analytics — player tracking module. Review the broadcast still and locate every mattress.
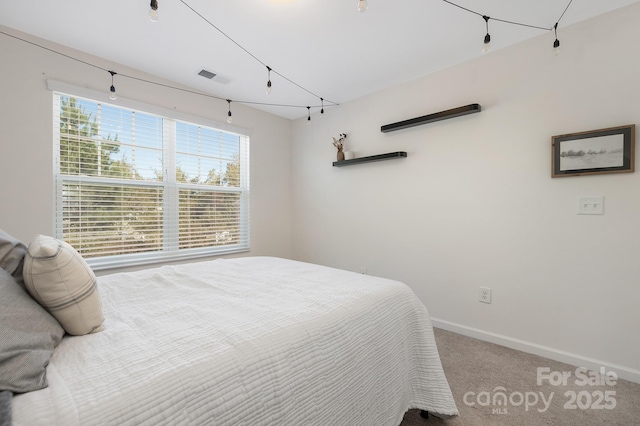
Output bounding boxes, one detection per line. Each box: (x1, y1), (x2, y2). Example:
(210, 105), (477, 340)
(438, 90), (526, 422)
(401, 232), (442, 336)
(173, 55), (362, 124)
(12, 256), (458, 425)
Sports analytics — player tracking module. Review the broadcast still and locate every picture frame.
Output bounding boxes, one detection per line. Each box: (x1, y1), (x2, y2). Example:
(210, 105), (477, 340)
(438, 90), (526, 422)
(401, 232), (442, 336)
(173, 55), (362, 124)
(552, 124), (635, 178)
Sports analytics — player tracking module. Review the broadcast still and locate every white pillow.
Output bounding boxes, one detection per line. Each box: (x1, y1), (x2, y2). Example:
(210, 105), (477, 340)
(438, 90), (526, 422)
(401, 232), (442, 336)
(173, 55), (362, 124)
(23, 235), (104, 336)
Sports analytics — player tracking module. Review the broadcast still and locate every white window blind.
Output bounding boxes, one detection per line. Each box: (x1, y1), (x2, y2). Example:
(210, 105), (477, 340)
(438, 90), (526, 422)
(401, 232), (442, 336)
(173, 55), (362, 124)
(53, 92), (249, 270)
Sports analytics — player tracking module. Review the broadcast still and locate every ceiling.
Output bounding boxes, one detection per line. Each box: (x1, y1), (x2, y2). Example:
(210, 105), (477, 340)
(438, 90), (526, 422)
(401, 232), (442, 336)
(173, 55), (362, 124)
(1, 0), (639, 120)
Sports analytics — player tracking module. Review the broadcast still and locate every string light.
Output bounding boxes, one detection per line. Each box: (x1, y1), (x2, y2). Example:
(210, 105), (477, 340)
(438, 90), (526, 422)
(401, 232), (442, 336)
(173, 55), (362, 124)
(149, 0), (159, 22)
(482, 16), (491, 53)
(179, 0), (338, 116)
(442, 0), (573, 56)
(108, 71), (117, 100)
(2, 0), (578, 120)
(227, 99), (233, 123)
(1, 28), (333, 121)
(266, 66), (272, 94)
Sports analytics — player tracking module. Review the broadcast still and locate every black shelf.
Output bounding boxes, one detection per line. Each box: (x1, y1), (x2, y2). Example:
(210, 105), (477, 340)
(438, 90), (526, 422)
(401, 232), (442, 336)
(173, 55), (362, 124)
(381, 103), (481, 133)
(333, 151), (407, 167)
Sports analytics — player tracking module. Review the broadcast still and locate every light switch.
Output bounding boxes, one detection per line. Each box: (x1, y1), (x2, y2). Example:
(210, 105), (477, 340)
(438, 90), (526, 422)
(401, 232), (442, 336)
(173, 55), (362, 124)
(577, 196), (604, 215)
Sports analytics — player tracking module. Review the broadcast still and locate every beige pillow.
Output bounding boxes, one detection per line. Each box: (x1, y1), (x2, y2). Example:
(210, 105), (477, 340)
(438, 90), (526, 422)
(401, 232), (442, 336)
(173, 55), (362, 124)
(23, 235), (104, 336)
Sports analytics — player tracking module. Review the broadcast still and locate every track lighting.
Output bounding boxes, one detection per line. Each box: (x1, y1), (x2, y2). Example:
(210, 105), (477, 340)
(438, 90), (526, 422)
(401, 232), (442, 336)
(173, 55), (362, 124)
(149, 0), (159, 22)
(227, 100), (233, 123)
(266, 66), (272, 94)
(357, 0), (367, 12)
(482, 15), (491, 53)
(553, 22), (560, 55)
(108, 71), (117, 100)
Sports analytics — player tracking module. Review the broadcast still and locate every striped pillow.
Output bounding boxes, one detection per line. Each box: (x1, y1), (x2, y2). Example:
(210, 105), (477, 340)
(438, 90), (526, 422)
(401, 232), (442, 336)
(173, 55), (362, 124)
(23, 235), (104, 336)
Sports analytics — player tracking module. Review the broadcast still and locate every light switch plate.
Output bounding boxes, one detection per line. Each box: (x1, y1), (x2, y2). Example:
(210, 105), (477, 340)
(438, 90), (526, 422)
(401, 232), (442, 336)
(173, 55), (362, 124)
(577, 196), (604, 215)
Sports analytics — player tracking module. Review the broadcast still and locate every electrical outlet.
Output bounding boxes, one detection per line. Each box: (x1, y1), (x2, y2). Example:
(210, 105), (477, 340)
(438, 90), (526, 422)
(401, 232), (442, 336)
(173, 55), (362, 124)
(479, 287), (492, 304)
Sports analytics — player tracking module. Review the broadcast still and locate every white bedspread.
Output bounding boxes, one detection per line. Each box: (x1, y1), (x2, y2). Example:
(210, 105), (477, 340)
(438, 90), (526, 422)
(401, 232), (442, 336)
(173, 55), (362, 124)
(13, 257), (457, 425)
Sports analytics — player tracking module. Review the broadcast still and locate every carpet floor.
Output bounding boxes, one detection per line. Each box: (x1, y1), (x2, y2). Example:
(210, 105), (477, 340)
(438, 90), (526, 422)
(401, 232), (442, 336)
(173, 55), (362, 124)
(400, 328), (640, 426)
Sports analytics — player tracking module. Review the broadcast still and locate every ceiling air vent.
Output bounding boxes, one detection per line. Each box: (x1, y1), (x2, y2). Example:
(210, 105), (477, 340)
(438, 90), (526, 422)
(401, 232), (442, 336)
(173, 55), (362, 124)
(197, 69), (231, 85)
(198, 69), (216, 79)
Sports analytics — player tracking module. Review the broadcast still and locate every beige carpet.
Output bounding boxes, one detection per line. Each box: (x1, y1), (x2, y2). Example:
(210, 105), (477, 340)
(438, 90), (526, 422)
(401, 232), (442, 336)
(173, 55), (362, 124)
(400, 328), (640, 426)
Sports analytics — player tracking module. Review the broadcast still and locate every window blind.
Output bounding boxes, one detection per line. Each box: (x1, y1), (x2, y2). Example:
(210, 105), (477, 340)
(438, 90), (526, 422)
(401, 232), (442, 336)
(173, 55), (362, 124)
(53, 93), (249, 269)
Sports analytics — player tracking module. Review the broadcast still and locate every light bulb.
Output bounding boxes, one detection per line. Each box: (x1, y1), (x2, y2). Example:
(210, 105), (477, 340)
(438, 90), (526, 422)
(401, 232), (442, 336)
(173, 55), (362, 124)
(357, 0), (367, 12)
(109, 85), (117, 101)
(483, 34), (491, 53)
(149, 0), (159, 22)
(226, 100), (233, 123)
(552, 23), (560, 56)
(265, 66), (272, 94)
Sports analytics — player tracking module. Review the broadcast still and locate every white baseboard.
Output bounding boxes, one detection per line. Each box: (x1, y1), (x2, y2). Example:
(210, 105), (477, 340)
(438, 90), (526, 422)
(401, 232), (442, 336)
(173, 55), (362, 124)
(431, 317), (640, 385)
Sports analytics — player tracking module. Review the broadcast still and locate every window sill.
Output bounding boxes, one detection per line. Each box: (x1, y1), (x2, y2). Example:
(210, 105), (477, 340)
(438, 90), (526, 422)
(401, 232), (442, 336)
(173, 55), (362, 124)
(87, 245), (250, 272)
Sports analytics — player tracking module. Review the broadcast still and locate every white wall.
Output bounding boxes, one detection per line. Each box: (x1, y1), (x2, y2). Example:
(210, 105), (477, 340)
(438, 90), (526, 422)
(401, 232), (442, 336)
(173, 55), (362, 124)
(291, 4), (640, 381)
(0, 26), (293, 268)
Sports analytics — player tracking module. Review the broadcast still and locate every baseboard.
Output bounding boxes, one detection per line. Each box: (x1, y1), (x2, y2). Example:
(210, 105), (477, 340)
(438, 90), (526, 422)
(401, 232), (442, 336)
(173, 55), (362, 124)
(431, 317), (640, 385)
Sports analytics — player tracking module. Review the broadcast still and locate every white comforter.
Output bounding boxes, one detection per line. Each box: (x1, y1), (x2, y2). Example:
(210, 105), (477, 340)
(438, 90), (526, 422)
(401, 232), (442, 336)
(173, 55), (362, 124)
(13, 257), (457, 425)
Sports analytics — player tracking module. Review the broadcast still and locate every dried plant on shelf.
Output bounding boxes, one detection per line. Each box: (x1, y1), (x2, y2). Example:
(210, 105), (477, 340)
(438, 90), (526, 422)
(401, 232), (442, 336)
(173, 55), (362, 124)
(332, 133), (347, 161)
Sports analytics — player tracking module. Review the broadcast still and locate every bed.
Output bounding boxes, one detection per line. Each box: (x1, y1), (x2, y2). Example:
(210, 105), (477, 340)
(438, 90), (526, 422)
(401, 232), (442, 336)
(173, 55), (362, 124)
(9, 255), (457, 425)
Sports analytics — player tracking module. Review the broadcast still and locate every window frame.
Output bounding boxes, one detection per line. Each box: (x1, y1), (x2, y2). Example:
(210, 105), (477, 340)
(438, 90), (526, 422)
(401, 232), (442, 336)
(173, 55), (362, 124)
(49, 80), (250, 271)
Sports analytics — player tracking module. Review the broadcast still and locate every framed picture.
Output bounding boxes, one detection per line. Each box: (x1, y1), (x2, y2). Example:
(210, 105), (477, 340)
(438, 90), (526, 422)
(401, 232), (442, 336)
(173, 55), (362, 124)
(552, 124), (635, 178)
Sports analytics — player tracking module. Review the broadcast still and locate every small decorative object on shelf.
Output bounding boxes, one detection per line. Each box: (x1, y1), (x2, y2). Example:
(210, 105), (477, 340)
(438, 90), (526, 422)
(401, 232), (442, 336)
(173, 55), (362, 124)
(332, 133), (347, 162)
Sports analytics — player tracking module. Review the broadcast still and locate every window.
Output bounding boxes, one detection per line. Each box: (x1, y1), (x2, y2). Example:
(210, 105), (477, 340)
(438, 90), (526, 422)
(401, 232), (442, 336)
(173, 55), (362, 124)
(53, 92), (249, 270)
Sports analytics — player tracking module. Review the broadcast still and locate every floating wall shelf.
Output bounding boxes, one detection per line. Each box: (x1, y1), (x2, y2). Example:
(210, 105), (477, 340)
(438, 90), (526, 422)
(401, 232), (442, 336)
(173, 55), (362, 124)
(333, 151), (407, 167)
(380, 103), (481, 133)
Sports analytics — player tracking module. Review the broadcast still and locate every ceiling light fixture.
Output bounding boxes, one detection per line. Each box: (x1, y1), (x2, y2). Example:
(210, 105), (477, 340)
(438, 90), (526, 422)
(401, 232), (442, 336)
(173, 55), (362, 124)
(357, 0), (368, 13)
(227, 99), (233, 123)
(149, 0), (159, 22)
(266, 66), (272, 94)
(553, 22), (561, 55)
(482, 15), (491, 53)
(108, 71), (117, 100)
